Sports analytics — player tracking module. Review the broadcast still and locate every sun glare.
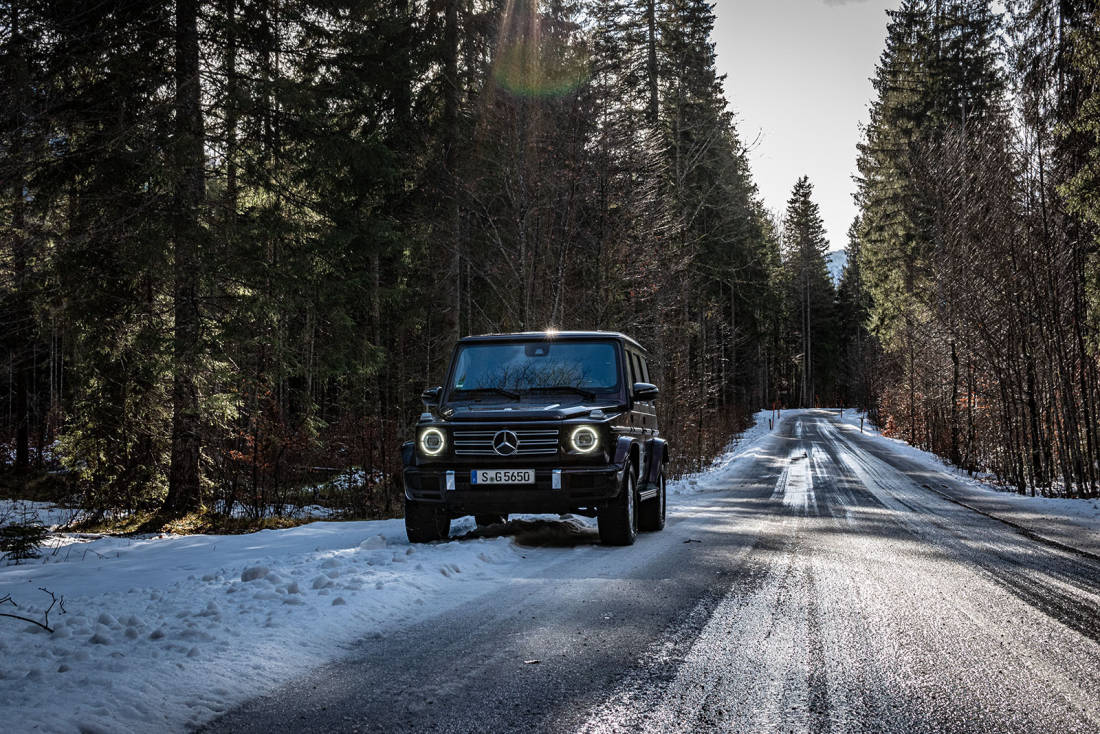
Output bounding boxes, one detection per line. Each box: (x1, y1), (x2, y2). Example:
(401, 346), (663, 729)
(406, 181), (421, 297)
(491, 0), (589, 98)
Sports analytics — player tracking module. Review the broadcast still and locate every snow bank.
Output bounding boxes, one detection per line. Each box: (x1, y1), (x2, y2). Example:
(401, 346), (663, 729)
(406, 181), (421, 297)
(0, 515), (591, 732)
(668, 409), (812, 496)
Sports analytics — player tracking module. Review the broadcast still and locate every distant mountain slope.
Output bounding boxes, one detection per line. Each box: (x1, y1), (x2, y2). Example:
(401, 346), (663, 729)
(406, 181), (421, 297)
(826, 250), (847, 286)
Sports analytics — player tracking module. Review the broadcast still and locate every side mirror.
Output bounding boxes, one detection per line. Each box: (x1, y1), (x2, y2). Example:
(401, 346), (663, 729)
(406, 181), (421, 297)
(633, 382), (659, 402)
(421, 386), (443, 410)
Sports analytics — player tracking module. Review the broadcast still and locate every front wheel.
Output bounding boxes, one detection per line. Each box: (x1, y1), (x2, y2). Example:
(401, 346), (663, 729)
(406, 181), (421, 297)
(405, 498), (451, 543)
(639, 468), (666, 532)
(598, 467), (638, 546)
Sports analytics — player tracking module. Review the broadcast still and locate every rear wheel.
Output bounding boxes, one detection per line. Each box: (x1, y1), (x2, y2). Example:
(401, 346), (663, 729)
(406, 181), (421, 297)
(598, 467), (638, 546)
(405, 498), (451, 543)
(639, 467), (666, 532)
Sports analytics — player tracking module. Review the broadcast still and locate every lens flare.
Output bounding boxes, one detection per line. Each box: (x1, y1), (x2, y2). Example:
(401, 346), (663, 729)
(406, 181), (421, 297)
(491, 0), (590, 98)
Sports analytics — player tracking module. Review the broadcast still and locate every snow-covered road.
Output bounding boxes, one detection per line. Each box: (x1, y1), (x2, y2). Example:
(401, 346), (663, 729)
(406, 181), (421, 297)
(4, 409), (1100, 733)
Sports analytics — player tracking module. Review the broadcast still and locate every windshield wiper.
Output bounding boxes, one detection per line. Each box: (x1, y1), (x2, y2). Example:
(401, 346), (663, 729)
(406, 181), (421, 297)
(526, 385), (597, 400)
(451, 387), (521, 401)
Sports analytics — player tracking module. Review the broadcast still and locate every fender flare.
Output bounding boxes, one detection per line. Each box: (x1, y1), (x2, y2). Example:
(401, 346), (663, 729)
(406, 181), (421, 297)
(612, 436), (636, 470)
(641, 437), (668, 490)
(401, 440), (416, 468)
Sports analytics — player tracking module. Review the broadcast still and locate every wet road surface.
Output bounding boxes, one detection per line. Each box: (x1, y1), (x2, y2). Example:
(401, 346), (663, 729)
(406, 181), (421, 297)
(206, 410), (1100, 733)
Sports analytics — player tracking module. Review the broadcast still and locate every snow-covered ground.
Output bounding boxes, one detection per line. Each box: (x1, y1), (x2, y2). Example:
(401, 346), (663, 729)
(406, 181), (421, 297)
(0, 500), (87, 532)
(1, 514), (605, 732)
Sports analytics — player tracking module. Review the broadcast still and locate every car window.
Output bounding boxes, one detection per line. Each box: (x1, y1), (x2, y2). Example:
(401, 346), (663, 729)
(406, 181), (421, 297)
(449, 341), (621, 395)
(640, 356), (650, 383)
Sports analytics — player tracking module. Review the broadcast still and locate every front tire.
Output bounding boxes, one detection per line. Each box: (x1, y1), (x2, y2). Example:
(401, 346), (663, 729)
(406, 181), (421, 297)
(405, 498), (451, 543)
(598, 467), (638, 546)
(639, 468), (666, 532)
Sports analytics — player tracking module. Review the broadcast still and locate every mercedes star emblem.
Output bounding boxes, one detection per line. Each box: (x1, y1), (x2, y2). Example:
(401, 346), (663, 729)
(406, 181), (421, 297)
(492, 430), (519, 456)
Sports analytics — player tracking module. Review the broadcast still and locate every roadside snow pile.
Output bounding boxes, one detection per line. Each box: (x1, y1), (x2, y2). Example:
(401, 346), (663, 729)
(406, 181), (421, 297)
(0, 516), (565, 732)
(668, 409), (809, 496)
(836, 407), (880, 437)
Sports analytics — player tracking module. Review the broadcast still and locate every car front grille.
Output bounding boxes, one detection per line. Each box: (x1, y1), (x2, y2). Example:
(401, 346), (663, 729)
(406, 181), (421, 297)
(452, 428), (560, 456)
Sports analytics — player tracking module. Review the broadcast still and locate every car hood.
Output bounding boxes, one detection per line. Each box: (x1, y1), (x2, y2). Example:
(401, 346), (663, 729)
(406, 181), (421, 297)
(442, 402), (619, 422)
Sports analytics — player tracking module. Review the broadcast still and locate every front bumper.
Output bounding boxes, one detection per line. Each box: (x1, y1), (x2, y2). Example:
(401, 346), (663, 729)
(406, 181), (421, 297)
(403, 464), (624, 515)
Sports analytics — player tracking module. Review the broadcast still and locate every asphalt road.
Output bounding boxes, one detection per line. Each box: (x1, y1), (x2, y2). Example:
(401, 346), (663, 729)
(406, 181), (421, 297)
(206, 410), (1100, 733)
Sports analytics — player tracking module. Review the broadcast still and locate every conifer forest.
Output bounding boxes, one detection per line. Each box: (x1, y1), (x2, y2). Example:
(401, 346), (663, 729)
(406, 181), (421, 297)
(1, 0), (1099, 522)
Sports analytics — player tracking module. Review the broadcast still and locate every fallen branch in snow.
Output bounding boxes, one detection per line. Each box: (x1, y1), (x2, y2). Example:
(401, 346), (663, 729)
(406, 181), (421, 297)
(0, 587), (66, 633)
(80, 547), (108, 561)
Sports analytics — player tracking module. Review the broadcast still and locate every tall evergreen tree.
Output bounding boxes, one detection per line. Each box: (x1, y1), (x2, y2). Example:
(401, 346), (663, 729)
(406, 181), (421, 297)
(836, 218), (874, 410)
(781, 177), (835, 408)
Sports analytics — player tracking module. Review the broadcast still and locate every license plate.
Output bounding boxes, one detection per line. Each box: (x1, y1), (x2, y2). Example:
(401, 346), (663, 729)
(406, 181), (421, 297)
(472, 469), (535, 485)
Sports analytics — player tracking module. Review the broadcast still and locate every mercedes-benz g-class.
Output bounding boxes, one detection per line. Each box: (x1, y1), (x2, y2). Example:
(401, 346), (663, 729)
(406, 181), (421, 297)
(402, 331), (668, 546)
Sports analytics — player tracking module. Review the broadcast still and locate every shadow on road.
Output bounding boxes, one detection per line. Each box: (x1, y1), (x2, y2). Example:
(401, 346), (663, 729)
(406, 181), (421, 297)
(457, 515), (601, 547)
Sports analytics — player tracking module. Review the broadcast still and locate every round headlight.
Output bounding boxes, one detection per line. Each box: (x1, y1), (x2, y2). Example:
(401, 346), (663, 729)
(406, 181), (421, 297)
(570, 425), (599, 453)
(419, 427), (446, 456)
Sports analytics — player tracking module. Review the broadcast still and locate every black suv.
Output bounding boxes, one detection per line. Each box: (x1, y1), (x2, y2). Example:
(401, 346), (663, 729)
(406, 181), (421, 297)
(402, 331), (668, 546)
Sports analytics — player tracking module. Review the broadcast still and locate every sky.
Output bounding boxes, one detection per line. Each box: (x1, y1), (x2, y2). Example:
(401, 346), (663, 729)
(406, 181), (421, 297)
(713, 0), (899, 252)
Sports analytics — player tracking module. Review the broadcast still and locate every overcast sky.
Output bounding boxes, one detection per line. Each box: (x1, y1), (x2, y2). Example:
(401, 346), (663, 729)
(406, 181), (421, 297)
(713, 0), (898, 252)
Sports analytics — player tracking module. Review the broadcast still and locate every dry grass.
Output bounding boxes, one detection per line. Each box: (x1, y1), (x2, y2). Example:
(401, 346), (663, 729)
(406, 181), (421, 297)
(67, 509), (337, 536)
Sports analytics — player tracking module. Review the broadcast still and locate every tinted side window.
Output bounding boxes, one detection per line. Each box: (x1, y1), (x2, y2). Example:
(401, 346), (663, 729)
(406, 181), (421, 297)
(640, 357), (650, 383)
(627, 352), (640, 385)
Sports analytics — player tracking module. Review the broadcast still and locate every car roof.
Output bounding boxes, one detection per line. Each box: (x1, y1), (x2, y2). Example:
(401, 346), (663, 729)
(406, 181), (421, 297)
(458, 330), (647, 353)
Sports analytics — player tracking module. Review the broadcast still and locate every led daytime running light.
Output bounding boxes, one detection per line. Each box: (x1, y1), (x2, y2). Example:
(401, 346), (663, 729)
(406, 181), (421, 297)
(570, 425), (599, 453)
(420, 427), (446, 456)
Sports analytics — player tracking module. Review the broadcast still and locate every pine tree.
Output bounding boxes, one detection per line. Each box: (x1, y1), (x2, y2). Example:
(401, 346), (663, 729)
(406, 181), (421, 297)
(1, 0), (37, 474)
(836, 219), (874, 410)
(857, 0), (1004, 444)
(1061, 4), (1100, 244)
(782, 177), (835, 408)
(655, 0), (778, 459)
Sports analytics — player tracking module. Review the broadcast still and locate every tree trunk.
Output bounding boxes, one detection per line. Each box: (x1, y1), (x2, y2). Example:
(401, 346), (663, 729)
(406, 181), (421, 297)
(443, 0), (462, 343)
(646, 0), (659, 125)
(166, 0), (205, 515)
(949, 339), (960, 466)
(9, 0), (30, 474)
(223, 0), (239, 219)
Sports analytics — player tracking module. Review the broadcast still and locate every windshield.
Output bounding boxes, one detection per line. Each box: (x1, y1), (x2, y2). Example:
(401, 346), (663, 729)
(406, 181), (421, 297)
(448, 341), (622, 400)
